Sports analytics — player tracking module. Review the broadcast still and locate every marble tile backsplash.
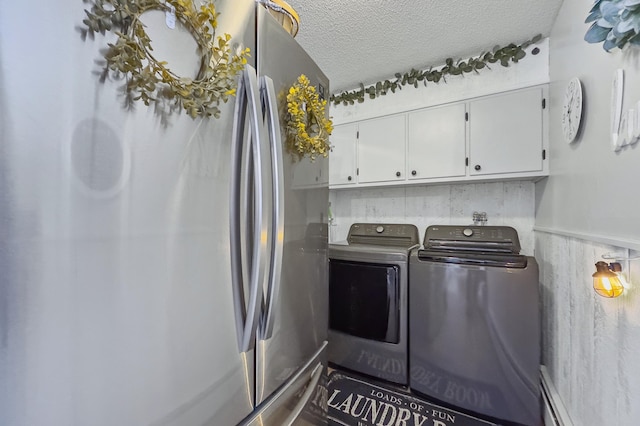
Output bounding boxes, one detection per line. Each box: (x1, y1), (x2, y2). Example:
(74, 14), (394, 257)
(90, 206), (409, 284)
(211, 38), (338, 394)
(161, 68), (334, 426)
(329, 181), (535, 254)
(536, 232), (640, 426)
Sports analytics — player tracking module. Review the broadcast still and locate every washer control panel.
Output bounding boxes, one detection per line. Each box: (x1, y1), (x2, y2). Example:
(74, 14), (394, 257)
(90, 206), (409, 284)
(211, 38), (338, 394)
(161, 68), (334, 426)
(423, 225), (521, 254)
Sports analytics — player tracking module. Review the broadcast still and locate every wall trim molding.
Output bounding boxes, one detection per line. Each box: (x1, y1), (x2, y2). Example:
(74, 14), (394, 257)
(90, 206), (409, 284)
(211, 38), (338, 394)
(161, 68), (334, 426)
(534, 226), (640, 251)
(540, 366), (573, 426)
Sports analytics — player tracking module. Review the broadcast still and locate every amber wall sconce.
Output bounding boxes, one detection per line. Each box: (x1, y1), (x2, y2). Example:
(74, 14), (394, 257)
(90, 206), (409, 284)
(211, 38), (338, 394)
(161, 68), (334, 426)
(592, 261), (625, 298)
(592, 252), (639, 298)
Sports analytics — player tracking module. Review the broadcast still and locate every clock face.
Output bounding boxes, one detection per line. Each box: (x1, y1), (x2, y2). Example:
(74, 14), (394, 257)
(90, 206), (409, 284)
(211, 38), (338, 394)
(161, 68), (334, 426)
(561, 77), (583, 143)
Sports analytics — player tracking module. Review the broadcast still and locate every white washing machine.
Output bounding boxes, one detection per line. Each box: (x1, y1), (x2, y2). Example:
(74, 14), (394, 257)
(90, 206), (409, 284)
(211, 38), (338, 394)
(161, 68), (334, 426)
(409, 225), (541, 426)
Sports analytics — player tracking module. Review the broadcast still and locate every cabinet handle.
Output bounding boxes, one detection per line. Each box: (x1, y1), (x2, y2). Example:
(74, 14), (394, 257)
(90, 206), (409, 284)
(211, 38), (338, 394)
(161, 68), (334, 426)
(347, 176), (352, 181)
(411, 170), (417, 176)
(474, 165), (481, 171)
(396, 171), (401, 177)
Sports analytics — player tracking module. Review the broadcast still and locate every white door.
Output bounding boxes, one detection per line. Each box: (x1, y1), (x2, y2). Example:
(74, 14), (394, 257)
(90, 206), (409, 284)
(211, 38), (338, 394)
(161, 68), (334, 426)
(358, 115), (406, 184)
(329, 123), (358, 185)
(407, 103), (466, 180)
(468, 88), (544, 176)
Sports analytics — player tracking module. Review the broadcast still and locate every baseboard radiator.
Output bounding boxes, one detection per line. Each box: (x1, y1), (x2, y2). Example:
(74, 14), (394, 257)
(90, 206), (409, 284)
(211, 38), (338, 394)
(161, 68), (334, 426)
(540, 366), (573, 426)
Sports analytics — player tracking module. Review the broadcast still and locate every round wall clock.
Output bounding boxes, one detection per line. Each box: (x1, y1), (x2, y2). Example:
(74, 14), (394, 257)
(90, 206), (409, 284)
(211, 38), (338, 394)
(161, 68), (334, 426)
(561, 77), (583, 143)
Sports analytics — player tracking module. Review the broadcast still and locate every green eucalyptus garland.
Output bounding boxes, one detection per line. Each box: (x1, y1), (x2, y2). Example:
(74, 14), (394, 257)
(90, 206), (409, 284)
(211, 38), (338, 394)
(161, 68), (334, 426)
(80, 0), (250, 119)
(330, 34), (543, 106)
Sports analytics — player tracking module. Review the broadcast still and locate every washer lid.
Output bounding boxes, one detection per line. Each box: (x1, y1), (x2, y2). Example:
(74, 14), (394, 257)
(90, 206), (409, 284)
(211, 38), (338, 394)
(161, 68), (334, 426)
(417, 250), (528, 268)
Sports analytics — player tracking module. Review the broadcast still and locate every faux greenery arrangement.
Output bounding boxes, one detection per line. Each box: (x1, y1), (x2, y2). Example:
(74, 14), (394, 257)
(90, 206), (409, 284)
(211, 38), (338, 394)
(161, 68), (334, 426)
(584, 0), (640, 51)
(80, 0), (250, 119)
(330, 34), (542, 106)
(286, 75), (333, 161)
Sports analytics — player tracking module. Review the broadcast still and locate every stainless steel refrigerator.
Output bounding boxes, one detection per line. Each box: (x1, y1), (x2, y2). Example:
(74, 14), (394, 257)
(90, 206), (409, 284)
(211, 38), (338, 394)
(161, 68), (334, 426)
(0, 1), (329, 425)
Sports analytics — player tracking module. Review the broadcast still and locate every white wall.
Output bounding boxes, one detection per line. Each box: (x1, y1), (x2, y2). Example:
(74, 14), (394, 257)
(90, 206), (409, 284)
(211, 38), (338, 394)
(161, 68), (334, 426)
(537, 0), (640, 248)
(536, 232), (640, 425)
(538, 0), (640, 424)
(329, 181), (536, 254)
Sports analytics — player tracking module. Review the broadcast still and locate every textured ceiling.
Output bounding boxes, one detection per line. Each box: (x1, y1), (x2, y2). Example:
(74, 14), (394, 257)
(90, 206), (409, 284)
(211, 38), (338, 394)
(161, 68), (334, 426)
(289, 0), (564, 94)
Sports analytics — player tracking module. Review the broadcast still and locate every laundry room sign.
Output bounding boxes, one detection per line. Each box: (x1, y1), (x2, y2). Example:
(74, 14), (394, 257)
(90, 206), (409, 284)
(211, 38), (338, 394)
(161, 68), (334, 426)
(327, 372), (496, 426)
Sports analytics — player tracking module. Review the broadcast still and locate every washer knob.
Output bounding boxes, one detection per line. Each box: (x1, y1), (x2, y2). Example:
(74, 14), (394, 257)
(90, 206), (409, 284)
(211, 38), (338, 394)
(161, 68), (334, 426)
(463, 228), (474, 237)
(376, 225), (385, 234)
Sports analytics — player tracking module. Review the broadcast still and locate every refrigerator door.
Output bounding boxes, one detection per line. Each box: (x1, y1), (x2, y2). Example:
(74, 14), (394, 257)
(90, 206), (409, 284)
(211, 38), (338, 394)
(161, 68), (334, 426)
(255, 6), (330, 405)
(0, 1), (257, 425)
(240, 342), (328, 426)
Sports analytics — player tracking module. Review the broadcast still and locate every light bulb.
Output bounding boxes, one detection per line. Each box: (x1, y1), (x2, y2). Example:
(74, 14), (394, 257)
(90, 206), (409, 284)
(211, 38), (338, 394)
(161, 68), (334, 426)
(592, 261), (625, 298)
(609, 262), (631, 289)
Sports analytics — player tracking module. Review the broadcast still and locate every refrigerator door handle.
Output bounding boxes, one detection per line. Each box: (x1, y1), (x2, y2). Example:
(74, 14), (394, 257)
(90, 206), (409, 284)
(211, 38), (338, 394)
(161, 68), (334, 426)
(260, 75), (284, 340)
(281, 363), (323, 426)
(230, 65), (269, 353)
(245, 64), (272, 351)
(230, 68), (248, 352)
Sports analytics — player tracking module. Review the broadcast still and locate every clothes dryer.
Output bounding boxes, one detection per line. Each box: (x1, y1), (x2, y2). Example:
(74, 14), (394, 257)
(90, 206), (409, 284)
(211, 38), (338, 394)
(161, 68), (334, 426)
(328, 223), (419, 385)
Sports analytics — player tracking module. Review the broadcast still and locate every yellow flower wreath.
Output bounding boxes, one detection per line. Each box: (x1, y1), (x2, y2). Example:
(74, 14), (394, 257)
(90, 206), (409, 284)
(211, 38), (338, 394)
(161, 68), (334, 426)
(286, 75), (333, 161)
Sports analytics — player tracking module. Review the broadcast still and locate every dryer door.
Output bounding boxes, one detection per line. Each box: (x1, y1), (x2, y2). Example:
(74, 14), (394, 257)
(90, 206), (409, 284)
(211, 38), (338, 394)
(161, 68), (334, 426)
(329, 259), (399, 343)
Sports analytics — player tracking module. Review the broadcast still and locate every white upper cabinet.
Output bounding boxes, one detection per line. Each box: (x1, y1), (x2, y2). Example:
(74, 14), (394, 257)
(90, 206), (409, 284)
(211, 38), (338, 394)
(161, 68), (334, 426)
(468, 87), (544, 176)
(358, 114), (406, 184)
(407, 103), (466, 180)
(328, 123), (358, 186)
(328, 85), (548, 189)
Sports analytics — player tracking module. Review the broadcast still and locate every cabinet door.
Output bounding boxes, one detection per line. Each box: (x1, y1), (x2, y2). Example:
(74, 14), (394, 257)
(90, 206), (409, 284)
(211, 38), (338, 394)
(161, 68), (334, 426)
(468, 88), (543, 176)
(358, 115), (406, 184)
(407, 103), (466, 180)
(329, 123), (358, 186)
